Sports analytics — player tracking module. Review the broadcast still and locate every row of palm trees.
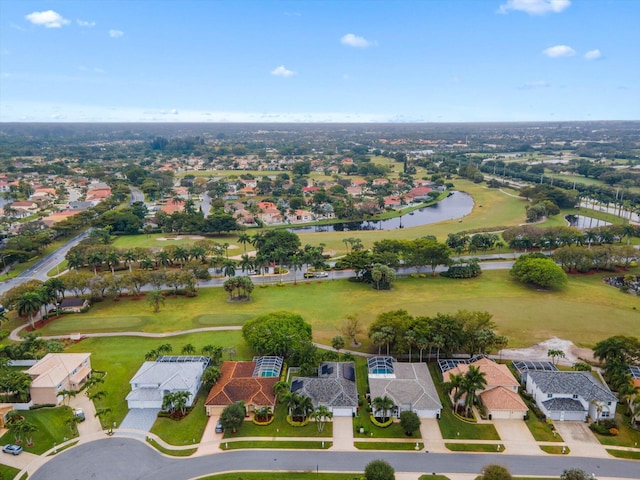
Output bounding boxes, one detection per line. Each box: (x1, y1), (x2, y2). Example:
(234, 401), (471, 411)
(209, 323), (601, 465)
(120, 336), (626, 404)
(14, 278), (66, 329)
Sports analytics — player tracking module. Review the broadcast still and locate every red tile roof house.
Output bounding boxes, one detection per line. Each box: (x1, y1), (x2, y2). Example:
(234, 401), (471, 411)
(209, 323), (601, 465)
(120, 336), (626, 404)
(406, 186), (433, 203)
(160, 199), (185, 214)
(443, 357), (528, 420)
(9, 201), (39, 216)
(26, 353), (92, 405)
(205, 357), (283, 416)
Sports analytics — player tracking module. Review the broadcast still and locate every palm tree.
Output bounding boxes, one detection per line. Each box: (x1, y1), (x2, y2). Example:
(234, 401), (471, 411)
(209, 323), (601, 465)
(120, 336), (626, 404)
(146, 290), (165, 313)
(372, 396), (395, 422)
(123, 249), (137, 272)
(86, 251), (104, 276)
(311, 405), (332, 432)
(66, 251), (85, 271)
(105, 250), (120, 274)
(89, 390), (107, 402)
(222, 260), (236, 278)
(237, 233), (251, 254)
(17, 291), (42, 329)
(155, 250), (171, 270)
(157, 343), (173, 355)
(172, 391), (191, 415)
(444, 373), (464, 409)
(181, 343), (196, 355)
(459, 365), (487, 418)
(273, 381), (290, 403)
(254, 406), (272, 422)
(296, 395), (314, 422)
(239, 254), (254, 273)
(22, 421), (38, 446)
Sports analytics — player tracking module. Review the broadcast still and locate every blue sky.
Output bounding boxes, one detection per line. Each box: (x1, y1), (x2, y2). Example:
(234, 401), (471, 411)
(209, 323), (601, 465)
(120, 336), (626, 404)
(0, 0), (638, 122)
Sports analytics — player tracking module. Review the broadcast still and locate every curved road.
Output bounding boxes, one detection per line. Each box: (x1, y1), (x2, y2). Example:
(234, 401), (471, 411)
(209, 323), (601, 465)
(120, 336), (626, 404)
(30, 437), (640, 480)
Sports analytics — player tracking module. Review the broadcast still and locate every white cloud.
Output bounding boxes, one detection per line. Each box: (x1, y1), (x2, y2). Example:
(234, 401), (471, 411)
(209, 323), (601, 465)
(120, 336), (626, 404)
(519, 80), (551, 89)
(25, 10), (70, 28)
(77, 19), (96, 27)
(497, 0), (570, 15)
(584, 49), (602, 60)
(542, 45), (575, 58)
(340, 33), (373, 48)
(109, 29), (124, 38)
(271, 65), (296, 77)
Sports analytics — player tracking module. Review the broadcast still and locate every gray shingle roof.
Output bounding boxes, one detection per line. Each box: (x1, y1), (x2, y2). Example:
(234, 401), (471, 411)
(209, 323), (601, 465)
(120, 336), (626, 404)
(294, 362), (357, 409)
(369, 363), (442, 412)
(542, 397), (585, 412)
(528, 371), (616, 403)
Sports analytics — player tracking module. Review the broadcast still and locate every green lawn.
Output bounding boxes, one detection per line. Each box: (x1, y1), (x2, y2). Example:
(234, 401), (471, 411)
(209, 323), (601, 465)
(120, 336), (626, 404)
(525, 415), (563, 442)
(65, 331), (248, 424)
(591, 406), (640, 448)
(150, 392), (209, 446)
(146, 439), (197, 456)
(0, 406), (78, 455)
(445, 443), (504, 452)
(197, 473), (359, 480)
(226, 403), (332, 438)
(606, 449), (640, 460)
(539, 445), (570, 455)
(355, 441), (424, 450)
(33, 267), (640, 349)
(0, 464), (20, 480)
(221, 440), (331, 450)
(419, 476), (450, 480)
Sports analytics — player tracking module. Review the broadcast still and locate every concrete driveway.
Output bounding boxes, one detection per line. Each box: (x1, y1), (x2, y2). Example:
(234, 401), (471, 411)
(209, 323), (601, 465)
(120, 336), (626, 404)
(554, 421), (608, 457)
(71, 392), (103, 437)
(0, 449), (40, 470)
(492, 419), (541, 455)
(331, 416), (355, 451)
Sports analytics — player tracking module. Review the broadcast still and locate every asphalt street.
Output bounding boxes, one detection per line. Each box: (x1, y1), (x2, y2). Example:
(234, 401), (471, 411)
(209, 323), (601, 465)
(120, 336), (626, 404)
(30, 437), (640, 480)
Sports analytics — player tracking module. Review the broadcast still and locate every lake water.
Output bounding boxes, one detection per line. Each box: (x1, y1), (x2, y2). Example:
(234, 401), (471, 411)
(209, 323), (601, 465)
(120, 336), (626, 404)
(565, 215), (611, 229)
(289, 191), (474, 233)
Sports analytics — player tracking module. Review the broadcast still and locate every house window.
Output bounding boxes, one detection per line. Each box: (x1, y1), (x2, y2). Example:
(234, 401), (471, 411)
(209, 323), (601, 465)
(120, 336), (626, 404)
(56, 383), (63, 390)
(547, 394), (553, 398)
(607, 402), (612, 406)
(572, 394), (578, 399)
(601, 411), (610, 418)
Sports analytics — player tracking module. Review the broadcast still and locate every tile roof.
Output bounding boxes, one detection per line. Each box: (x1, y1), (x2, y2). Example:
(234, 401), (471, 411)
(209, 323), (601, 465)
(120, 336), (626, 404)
(527, 371), (617, 403)
(369, 363), (442, 412)
(205, 361), (277, 408)
(443, 357), (519, 390)
(27, 353), (91, 388)
(480, 386), (527, 412)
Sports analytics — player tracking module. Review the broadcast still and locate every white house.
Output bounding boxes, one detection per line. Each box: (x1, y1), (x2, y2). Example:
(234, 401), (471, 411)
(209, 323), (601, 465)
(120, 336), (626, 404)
(525, 371), (618, 422)
(126, 356), (209, 409)
(368, 358), (442, 419)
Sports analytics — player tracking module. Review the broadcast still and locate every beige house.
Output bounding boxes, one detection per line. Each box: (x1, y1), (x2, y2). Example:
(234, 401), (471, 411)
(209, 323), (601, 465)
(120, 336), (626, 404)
(27, 353), (92, 405)
(443, 357), (527, 420)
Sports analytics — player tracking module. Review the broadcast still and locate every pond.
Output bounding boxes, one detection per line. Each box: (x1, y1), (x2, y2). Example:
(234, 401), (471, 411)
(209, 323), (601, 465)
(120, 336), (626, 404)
(565, 215), (611, 230)
(289, 191), (474, 233)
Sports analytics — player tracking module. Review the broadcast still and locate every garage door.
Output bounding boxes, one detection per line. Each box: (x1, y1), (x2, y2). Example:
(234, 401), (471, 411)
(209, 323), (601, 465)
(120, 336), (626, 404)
(332, 408), (354, 417)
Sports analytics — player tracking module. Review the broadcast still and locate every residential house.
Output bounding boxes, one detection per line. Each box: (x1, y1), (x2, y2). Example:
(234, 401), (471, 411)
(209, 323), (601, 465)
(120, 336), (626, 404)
(160, 199), (185, 214)
(26, 353), (92, 405)
(126, 356), (210, 409)
(9, 201), (39, 217)
(205, 356), (283, 416)
(291, 362), (358, 417)
(368, 357), (442, 418)
(443, 357), (527, 420)
(525, 371), (618, 421)
(59, 297), (90, 313)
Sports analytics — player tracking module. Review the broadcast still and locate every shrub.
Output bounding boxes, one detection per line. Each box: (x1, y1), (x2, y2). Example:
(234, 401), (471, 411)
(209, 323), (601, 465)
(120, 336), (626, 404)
(609, 427), (619, 436)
